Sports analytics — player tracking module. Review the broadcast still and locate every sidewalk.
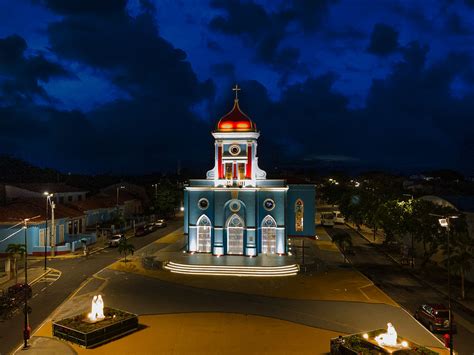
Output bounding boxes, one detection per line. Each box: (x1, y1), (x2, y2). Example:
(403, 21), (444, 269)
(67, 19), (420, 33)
(346, 222), (474, 315)
(1, 265), (50, 290)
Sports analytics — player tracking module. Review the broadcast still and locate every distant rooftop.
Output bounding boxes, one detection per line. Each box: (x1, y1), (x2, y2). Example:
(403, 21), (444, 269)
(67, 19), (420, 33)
(11, 183), (87, 194)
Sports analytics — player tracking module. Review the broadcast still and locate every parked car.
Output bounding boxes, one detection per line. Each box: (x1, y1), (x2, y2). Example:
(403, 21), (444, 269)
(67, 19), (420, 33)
(154, 219), (167, 228)
(7, 283), (32, 301)
(334, 211), (345, 224)
(135, 226), (147, 237)
(108, 234), (125, 247)
(321, 212), (335, 227)
(144, 223), (157, 232)
(414, 304), (456, 333)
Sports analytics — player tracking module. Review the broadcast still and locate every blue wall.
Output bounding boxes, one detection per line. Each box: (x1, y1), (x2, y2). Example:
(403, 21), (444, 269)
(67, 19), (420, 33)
(286, 185), (316, 237)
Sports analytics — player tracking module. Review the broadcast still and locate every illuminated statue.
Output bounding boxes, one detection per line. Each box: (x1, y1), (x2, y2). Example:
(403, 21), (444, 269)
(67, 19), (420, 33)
(375, 322), (398, 346)
(87, 295), (105, 322)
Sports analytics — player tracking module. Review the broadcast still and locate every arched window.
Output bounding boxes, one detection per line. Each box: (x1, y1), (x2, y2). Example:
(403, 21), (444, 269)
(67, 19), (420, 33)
(226, 214), (244, 255)
(295, 199), (304, 232)
(261, 215), (277, 254)
(197, 215), (211, 253)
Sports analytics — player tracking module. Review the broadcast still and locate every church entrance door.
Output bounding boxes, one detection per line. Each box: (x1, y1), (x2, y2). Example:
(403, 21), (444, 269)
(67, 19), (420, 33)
(197, 215), (212, 253)
(261, 215), (277, 254)
(226, 214), (244, 255)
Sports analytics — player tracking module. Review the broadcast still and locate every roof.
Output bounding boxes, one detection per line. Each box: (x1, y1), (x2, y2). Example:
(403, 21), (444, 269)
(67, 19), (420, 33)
(0, 198), (84, 224)
(215, 99), (257, 132)
(11, 183), (87, 194)
(70, 190), (140, 212)
(421, 195), (474, 212)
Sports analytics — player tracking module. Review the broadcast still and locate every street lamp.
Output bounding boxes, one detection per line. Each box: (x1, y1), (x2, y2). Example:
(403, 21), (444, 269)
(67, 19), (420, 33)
(20, 215), (40, 349)
(403, 194), (415, 268)
(152, 183), (158, 199)
(43, 192), (53, 271)
(431, 213), (459, 355)
(116, 185), (125, 207)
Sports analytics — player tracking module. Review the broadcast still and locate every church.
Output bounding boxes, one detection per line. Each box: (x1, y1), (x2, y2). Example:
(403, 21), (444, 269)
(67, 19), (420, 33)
(183, 87), (315, 257)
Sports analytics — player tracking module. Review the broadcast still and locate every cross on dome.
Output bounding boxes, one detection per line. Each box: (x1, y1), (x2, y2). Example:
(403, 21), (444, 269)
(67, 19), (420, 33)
(232, 84), (241, 101)
(215, 85), (257, 132)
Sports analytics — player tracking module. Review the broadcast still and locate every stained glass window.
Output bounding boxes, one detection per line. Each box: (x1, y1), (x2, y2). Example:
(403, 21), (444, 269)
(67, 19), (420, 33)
(295, 199), (304, 232)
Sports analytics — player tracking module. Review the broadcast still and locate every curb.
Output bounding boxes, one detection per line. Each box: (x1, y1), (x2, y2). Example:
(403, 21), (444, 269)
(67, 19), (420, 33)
(0, 267), (51, 289)
(345, 223), (474, 319)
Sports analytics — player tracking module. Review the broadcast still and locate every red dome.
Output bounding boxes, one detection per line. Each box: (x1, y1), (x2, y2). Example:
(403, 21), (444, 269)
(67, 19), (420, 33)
(216, 99), (257, 132)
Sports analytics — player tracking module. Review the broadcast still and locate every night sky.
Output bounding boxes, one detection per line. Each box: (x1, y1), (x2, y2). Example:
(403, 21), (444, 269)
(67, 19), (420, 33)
(0, 0), (473, 175)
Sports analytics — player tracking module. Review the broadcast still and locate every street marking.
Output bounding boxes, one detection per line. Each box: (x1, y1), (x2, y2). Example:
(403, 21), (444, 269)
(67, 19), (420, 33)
(32, 293), (38, 298)
(41, 287), (46, 292)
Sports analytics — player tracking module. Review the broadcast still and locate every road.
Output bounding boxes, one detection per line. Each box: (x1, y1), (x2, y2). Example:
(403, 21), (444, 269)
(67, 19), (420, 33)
(324, 224), (474, 355)
(0, 220), (182, 355)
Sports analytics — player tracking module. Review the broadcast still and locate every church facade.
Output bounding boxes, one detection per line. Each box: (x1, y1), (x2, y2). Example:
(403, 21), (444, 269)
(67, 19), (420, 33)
(183, 89), (315, 257)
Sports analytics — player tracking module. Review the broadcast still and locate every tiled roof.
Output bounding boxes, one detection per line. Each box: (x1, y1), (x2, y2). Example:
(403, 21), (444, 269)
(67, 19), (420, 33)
(11, 183), (87, 194)
(70, 191), (140, 212)
(0, 198), (84, 224)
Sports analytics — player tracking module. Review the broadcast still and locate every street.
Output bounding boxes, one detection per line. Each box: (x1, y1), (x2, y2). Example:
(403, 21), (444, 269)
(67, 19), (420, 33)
(324, 224), (474, 354)
(0, 220), (182, 355)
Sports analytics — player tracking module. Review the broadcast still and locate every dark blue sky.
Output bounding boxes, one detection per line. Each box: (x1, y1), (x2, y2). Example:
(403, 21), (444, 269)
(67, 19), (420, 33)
(0, 0), (473, 175)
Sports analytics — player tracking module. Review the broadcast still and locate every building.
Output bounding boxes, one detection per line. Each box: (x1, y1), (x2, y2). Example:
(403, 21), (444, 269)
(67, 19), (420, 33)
(183, 89), (315, 257)
(0, 198), (95, 256)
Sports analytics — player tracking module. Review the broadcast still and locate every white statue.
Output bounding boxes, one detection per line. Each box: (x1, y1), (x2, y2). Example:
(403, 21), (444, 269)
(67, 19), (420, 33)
(87, 295), (105, 322)
(375, 322), (398, 346)
(96, 295), (105, 319)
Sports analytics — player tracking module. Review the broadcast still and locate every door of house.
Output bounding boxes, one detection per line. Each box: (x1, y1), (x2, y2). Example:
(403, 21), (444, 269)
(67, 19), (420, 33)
(59, 224), (64, 244)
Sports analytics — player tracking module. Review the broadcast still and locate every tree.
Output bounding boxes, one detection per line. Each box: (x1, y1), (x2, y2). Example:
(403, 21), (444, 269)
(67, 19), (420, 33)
(150, 180), (180, 218)
(331, 230), (353, 262)
(440, 217), (473, 299)
(118, 238), (135, 262)
(6, 243), (26, 283)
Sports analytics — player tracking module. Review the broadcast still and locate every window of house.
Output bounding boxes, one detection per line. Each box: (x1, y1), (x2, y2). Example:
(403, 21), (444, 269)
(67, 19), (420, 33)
(68, 196), (73, 202)
(295, 199), (304, 232)
(79, 219), (83, 233)
(78, 195), (82, 201)
(68, 221), (72, 234)
(59, 196), (64, 204)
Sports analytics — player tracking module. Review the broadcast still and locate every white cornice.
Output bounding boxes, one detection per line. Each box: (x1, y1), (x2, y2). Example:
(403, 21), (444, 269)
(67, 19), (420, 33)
(212, 132), (260, 139)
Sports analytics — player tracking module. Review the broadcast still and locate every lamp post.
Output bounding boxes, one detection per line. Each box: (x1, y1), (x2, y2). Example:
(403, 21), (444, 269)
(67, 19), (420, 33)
(432, 213), (459, 355)
(43, 192), (53, 271)
(403, 194), (415, 268)
(23, 218), (30, 349)
(21, 215), (40, 349)
(152, 183), (158, 200)
(116, 185), (125, 208)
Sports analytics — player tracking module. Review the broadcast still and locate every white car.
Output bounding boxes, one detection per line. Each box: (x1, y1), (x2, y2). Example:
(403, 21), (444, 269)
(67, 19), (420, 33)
(320, 212), (335, 227)
(108, 234), (124, 247)
(334, 211), (345, 224)
(154, 219), (167, 228)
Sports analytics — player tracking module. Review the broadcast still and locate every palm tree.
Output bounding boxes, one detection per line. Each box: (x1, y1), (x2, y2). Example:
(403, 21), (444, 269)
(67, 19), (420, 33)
(118, 238), (135, 262)
(442, 229), (474, 300)
(331, 231), (353, 262)
(6, 243), (26, 283)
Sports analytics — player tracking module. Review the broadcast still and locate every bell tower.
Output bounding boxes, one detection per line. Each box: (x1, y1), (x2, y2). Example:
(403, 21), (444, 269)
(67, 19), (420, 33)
(206, 85), (266, 187)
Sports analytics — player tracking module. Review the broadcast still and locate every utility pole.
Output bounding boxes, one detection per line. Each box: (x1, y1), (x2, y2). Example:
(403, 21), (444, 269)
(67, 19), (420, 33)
(23, 218), (30, 349)
(50, 201), (56, 257)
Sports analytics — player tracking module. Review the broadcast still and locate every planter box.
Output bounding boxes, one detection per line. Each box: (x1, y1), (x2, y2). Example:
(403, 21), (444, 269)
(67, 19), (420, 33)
(53, 307), (138, 348)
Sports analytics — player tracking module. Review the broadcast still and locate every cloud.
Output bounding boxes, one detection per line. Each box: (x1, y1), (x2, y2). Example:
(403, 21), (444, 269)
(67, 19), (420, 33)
(210, 63), (235, 77)
(446, 13), (472, 35)
(0, 34), (70, 104)
(208, 0), (333, 73)
(367, 23), (399, 56)
(34, 0), (126, 15)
